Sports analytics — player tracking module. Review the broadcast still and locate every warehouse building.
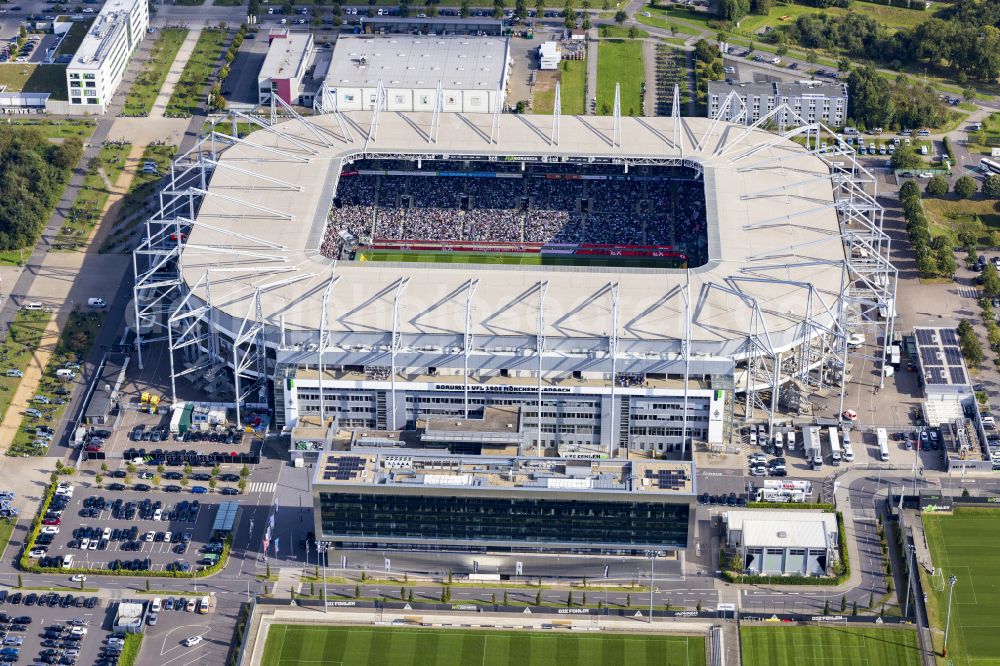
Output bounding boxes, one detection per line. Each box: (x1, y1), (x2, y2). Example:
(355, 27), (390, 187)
(724, 509), (838, 576)
(258, 30), (315, 106)
(322, 36), (509, 113)
(313, 451), (695, 557)
(707, 80), (848, 127)
(66, 0), (148, 114)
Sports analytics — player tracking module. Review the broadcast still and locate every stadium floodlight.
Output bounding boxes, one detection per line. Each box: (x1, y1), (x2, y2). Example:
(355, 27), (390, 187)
(943, 574), (957, 657)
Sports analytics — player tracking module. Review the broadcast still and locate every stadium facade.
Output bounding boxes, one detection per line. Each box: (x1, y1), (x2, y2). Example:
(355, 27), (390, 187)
(133, 91), (895, 458)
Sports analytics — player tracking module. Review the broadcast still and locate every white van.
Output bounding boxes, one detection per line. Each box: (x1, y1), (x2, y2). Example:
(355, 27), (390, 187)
(87, 298), (106, 308)
(62, 554), (74, 568)
(56, 369), (76, 380)
(23, 302), (43, 311)
(151, 598), (162, 613)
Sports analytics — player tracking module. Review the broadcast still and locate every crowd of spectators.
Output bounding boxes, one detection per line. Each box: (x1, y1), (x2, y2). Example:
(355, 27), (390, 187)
(321, 162), (707, 263)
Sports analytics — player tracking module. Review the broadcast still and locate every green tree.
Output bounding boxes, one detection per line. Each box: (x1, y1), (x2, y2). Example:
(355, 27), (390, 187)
(936, 245), (957, 278)
(94, 474), (103, 487)
(868, 592), (874, 609)
(17, 574), (22, 589)
(823, 599), (831, 615)
(441, 587), (451, 603)
(535, 590), (542, 605)
(408, 589), (414, 602)
(567, 591), (573, 606)
(401, 586), (406, 600)
(183, 463), (192, 477)
(627, 25), (637, 39)
(962, 487), (971, 497)
(847, 65), (894, 131)
(984, 175), (1000, 199)
(354, 584), (360, 598)
(151, 474), (161, 488)
(890, 145), (922, 170)
(840, 595), (847, 612)
(209, 478), (218, 492)
(626, 594), (632, 607)
(696, 599), (701, 612)
(491, 592), (497, 605)
(852, 601), (858, 616)
(719, 0), (749, 21)
(237, 478), (247, 494)
(981, 263), (1000, 297)
(925, 174), (949, 196)
(955, 175), (978, 199)
(503, 590), (509, 605)
(240, 465), (251, 478)
(614, 9), (626, 24)
(461, 0), (470, 17)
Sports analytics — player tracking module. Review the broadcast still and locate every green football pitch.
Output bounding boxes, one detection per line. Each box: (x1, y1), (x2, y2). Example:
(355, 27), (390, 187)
(261, 625), (706, 666)
(741, 626), (920, 666)
(923, 508), (1000, 665)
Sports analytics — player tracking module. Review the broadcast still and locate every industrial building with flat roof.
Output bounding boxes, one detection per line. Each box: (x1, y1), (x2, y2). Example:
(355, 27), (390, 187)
(312, 451), (695, 555)
(258, 30), (314, 106)
(707, 80), (848, 127)
(323, 36), (510, 112)
(724, 509), (839, 576)
(65, 0), (148, 114)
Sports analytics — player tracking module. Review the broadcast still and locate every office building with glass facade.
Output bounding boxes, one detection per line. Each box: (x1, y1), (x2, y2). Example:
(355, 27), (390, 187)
(313, 451), (695, 557)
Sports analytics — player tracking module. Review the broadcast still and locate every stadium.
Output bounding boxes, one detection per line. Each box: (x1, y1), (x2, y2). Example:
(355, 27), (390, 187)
(133, 100), (895, 458)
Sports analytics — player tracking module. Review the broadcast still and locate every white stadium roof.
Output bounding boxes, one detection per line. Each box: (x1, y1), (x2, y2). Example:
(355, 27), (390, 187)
(178, 112), (846, 349)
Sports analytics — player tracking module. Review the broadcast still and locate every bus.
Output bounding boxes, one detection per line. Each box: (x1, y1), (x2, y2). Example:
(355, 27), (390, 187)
(842, 427), (855, 462)
(804, 426), (823, 470)
(982, 158), (1000, 175)
(877, 427), (890, 461)
(827, 426), (842, 466)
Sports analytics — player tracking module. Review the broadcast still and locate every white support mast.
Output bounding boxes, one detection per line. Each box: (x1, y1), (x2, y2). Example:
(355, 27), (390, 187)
(536, 281), (549, 457)
(463, 279), (479, 419)
(609, 284), (620, 458)
(551, 82), (561, 146)
(612, 82), (621, 147)
(389, 278), (409, 430)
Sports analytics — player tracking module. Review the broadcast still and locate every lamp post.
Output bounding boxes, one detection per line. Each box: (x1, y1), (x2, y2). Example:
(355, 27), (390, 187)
(318, 542), (328, 614)
(644, 551), (657, 624)
(943, 575), (958, 657)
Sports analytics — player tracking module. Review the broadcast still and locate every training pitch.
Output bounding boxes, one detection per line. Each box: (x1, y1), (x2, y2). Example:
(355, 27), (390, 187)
(261, 625), (706, 666)
(923, 508), (1000, 665)
(741, 626), (920, 666)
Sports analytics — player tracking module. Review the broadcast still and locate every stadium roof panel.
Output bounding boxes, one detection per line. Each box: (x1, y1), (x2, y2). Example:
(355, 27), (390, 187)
(182, 112), (845, 349)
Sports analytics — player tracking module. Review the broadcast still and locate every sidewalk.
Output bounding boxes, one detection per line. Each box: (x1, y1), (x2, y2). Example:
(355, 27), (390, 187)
(150, 27), (202, 119)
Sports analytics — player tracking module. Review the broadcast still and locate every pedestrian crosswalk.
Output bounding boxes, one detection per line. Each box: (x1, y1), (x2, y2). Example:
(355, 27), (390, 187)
(957, 286), (982, 300)
(246, 481), (276, 494)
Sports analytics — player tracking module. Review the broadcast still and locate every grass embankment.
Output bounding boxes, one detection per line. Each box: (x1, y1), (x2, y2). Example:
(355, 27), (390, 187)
(923, 197), (1000, 246)
(54, 142), (131, 250)
(165, 29), (228, 117)
(122, 28), (189, 116)
(596, 39), (644, 116)
(0, 64), (68, 100)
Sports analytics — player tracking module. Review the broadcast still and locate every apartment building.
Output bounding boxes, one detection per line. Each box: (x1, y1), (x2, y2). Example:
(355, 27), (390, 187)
(707, 80), (848, 127)
(65, 0), (148, 114)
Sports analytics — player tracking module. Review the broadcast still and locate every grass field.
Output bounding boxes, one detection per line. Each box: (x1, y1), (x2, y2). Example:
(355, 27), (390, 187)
(261, 626), (705, 666)
(165, 29), (228, 117)
(0, 118), (94, 141)
(8, 312), (103, 457)
(597, 39), (644, 116)
(922, 508), (1000, 665)
(122, 28), (188, 116)
(923, 197), (1000, 246)
(54, 142), (132, 250)
(741, 626), (920, 666)
(54, 20), (93, 59)
(533, 59), (586, 115)
(359, 248), (685, 268)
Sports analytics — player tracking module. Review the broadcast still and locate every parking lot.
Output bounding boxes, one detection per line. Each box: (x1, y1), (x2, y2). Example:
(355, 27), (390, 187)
(137, 597), (227, 666)
(30, 482), (230, 574)
(0, 594), (114, 666)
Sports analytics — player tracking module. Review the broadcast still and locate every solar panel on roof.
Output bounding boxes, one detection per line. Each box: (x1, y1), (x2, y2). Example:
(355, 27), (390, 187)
(944, 347), (963, 365)
(950, 368), (966, 385)
(940, 329), (959, 345)
(920, 348), (941, 366)
(916, 329), (936, 345)
(926, 367), (946, 384)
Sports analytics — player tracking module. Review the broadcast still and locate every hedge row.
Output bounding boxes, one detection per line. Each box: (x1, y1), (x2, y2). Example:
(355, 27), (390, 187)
(747, 502), (835, 510)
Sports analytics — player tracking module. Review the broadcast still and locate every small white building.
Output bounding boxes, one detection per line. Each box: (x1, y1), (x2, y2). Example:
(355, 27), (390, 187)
(323, 36), (510, 113)
(258, 30), (314, 106)
(724, 509), (838, 576)
(65, 0), (148, 114)
(539, 41), (561, 70)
